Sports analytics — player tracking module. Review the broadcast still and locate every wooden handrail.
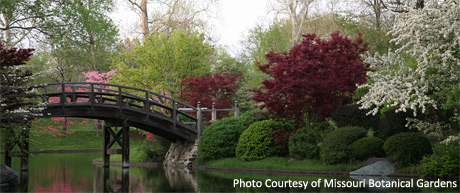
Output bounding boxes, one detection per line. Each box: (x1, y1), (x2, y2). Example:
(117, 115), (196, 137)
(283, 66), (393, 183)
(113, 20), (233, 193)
(40, 82), (199, 134)
(44, 82), (197, 109)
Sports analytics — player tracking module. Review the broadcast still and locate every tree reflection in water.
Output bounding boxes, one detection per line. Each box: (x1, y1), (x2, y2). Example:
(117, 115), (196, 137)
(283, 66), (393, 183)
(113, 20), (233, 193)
(94, 166), (198, 192)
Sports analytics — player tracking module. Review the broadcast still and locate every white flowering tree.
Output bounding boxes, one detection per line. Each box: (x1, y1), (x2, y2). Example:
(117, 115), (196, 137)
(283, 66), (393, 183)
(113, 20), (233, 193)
(358, 0), (460, 133)
(1, 43), (45, 164)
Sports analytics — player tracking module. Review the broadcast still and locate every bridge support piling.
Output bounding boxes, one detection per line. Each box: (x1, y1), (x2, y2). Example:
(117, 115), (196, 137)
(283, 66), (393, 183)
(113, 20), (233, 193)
(103, 125), (110, 168)
(122, 120), (130, 168)
(103, 120), (130, 168)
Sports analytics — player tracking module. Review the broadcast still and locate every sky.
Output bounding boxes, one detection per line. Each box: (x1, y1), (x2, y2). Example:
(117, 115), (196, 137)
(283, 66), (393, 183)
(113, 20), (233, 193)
(110, 0), (275, 56)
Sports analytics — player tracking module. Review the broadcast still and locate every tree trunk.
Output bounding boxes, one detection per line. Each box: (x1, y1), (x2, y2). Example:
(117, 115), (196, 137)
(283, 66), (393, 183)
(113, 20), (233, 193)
(141, 0), (149, 42)
(374, 0), (381, 30)
(88, 31), (97, 71)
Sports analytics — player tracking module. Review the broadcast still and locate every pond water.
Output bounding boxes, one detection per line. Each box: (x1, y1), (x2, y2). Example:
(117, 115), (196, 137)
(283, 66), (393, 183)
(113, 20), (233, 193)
(4, 153), (458, 192)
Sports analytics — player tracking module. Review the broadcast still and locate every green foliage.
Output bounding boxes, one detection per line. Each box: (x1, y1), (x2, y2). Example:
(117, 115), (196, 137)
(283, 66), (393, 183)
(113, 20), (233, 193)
(236, 120), (290, 161)
(320, 126), (367, 164)
(112, 30), (212, 98)
(289, 122), (332, 159)
(197, 111), (269, 163)
(383, 132), (432, 167)
(335, 15), (392, 54)
(197, 117), (249, 162)
(139, 135), (170, 162)
(420, 142), (459, 179)
(377, 109), (416, 139)
(240, 108), (271, 124)
(331, 105), (379, 130)
(237, 22), (291, 110)
(350, 136), (385, 161)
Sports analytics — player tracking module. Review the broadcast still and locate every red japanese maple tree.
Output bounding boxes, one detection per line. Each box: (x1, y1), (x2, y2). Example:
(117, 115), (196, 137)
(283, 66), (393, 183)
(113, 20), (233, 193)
(252, 32), (369, 132)
(180, 71), (241, 120)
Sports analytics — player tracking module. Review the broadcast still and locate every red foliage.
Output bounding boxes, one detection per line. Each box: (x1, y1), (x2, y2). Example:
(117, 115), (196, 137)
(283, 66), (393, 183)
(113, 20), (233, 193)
(180, 71), (241, 120)
(0, 43), (35, 122)
(252, 32), (369, 130)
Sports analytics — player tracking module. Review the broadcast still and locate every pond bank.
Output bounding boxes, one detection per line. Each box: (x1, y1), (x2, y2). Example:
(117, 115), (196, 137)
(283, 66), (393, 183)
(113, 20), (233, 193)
(0, 149), (102, 155)
(91, 159), (422, 179)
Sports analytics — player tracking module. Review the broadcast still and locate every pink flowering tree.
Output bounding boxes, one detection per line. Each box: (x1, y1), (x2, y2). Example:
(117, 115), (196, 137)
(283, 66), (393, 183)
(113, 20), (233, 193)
(36, 69), (118, 137)
(83, 69), (118, 135)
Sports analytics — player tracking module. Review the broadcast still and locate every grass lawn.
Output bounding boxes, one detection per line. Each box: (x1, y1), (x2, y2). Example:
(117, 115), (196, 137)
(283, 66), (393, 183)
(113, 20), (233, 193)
(29, 118), (143, 151)
(199, 157), (362, 172)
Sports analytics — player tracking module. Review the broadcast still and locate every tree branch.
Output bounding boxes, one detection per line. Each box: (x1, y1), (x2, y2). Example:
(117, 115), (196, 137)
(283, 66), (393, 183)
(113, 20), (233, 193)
(127, 0), (142, 11)
(10, 19), (36, 48)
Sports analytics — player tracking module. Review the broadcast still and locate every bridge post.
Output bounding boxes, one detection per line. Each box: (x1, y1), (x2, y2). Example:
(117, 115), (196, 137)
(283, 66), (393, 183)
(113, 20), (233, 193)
(3, 148), (12, 167)
(102, 120), (130, 168)
(211, 102), (216, 122)
(20, 128), (29, 171)
(122, 120), (130, 168)
(197, 102), (202, 138)
(103, 125), (110, 168)
(234, 101), (240, 117)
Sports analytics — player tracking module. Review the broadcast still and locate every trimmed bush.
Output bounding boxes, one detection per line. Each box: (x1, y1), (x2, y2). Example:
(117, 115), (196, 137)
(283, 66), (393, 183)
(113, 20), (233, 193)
(331, 105), (379, 130)
(420, 142), (459, 179)
(320, 126), (367, 164)
(197, 117), (250, 162)
(289, 122), (332, 159)
(377, 109), (415, 139)
(383, 132), (432, 167)
(351, 136), (385, 161)
(197, 110), (270, 163)
(236, 119), (290, 161)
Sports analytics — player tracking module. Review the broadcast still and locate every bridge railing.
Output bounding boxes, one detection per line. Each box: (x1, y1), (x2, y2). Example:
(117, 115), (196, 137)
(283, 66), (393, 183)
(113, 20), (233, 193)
(39, 82), (200, 134)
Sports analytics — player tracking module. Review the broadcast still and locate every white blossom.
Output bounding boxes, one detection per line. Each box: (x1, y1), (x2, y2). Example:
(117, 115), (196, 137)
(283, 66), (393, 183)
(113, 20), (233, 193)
(359, 0), (460, 117)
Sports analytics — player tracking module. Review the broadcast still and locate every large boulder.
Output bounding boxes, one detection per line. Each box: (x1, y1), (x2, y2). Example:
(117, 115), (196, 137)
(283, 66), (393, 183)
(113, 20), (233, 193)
(350, 160), (397, 176)
(0, 164), (19, 192)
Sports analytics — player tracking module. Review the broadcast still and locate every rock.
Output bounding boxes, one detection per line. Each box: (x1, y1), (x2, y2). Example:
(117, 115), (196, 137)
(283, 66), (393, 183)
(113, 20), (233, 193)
(163, 139), (199, 167)
(350, 160), (397, 176)
(0, 164), (19, 192)
(426, 132), (442, 139)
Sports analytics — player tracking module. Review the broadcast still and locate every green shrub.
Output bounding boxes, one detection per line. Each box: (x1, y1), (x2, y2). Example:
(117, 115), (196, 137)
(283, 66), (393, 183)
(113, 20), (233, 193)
(236, 119), (290, 161)
(331, 105), (379, 130)
(320, 126), (367, 164)
(197, 110), (271, 163)
(377, 109), (416, 139)
(197, 117), (250, 162)
(350, 136), (385, 161)
(420, 142), (459, 179)
(289, 122), (332, 159)
(383, 132), (432, 167)
(240, 108), (271, 123)
(139, 135), (170, 162)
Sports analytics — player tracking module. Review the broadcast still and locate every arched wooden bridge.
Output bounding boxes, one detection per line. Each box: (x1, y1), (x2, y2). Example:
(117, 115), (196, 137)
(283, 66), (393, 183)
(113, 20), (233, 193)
(37, 82), (205, 168)
(5, 82), (238, 169)
(39, 82), (201, 142)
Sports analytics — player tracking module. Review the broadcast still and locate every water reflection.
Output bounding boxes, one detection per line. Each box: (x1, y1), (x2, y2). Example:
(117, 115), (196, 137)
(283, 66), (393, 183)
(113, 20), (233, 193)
(5, 153), (458, 192)
(100, 167), (129, 193)
(92, 165), (198, 192)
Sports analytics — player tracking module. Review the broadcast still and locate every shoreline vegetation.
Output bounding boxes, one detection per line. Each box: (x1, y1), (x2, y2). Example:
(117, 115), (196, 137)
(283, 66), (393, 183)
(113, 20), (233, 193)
(22, 121), (411, 177)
